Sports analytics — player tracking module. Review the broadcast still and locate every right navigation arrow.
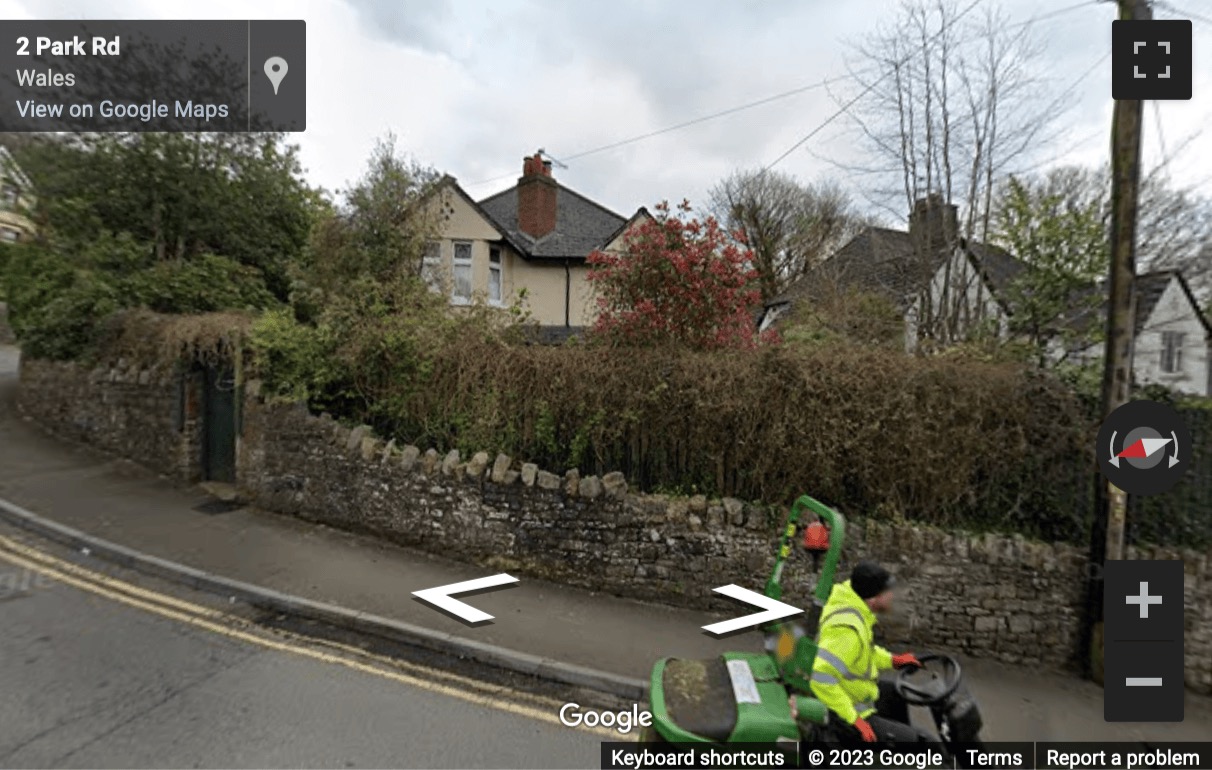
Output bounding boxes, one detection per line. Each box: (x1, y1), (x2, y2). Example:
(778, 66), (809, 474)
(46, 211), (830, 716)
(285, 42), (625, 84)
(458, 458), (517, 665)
(701, 585), (802, 637)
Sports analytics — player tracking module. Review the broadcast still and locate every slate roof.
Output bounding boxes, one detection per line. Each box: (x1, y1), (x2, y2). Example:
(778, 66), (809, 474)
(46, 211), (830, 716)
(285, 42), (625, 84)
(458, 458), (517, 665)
(478, 183), (628, 261)
(768, 226), (950, 311)
(1130, 270), (1211, 337)
(964, 240), (1025, 300)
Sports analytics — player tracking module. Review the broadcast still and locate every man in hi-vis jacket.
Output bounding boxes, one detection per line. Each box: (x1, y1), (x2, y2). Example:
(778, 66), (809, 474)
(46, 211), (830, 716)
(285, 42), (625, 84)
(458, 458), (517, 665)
(808, 561), (925, 743)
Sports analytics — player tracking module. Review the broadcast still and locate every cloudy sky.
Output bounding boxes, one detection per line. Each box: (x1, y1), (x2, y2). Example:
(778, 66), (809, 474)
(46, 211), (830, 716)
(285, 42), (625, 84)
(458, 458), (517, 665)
(4, 0), (1211, 226)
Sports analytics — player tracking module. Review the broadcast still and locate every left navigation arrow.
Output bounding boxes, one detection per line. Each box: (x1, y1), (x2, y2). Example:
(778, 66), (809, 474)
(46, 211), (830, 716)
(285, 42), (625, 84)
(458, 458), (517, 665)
(701, 585), (802, 637)
(412, 573), (520, 625)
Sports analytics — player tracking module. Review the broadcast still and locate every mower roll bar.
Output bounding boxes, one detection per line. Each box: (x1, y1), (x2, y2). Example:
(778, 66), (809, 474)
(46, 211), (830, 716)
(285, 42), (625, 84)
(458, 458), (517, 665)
(764, 494), (845, 606)
(760, 495), (846, 699)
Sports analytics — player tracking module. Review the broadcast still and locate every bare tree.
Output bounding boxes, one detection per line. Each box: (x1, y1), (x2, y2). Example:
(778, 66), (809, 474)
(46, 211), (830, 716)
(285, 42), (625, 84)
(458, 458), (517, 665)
(708, 170), (867, 303)
(1138, 174), (1212, 295)
(836, 0), (1057, 346)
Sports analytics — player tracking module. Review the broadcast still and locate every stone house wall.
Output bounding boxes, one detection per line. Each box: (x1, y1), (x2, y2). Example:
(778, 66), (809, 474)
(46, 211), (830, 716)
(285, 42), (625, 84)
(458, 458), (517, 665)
(15, 356), (1212, 693)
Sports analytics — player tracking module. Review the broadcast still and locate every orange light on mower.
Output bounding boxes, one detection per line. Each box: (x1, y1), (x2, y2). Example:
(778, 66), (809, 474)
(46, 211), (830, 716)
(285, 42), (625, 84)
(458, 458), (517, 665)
(803, 521), (830, 551)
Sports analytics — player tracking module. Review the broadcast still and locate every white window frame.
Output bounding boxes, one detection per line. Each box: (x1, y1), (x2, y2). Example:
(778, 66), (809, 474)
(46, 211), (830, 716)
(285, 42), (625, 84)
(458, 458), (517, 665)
(1160, 330), (1185, 373)
(0, 227), (18, 242)
(452, 241), (473, 304)
(488, 246), (503, 305)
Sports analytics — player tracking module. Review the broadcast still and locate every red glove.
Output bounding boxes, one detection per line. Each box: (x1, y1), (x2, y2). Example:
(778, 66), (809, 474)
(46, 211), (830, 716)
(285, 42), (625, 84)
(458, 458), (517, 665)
(892, 652), (922, 670)
(853, 717), (877, 742)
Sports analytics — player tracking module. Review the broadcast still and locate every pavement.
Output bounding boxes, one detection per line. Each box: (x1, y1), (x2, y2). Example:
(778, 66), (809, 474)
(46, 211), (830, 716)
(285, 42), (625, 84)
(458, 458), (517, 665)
(2, 343), (1211, 745)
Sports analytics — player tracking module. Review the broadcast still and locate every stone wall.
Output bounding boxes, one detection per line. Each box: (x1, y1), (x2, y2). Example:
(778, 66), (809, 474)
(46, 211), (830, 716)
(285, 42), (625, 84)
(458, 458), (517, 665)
(17, 358), (205, 482)
(15, 356), (1212, 693)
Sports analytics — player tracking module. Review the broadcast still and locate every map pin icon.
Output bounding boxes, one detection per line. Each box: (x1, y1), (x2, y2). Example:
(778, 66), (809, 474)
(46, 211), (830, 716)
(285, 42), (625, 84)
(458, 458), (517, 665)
(264, 57), (288, 95)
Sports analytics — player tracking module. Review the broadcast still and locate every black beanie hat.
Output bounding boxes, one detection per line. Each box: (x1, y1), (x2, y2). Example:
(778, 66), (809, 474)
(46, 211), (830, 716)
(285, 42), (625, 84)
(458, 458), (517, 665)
(850, 561), (896, 599)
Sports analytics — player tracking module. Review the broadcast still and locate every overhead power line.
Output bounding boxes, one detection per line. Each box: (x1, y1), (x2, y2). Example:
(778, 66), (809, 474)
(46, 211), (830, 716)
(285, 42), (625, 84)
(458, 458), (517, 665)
(1151, 101), (1170, 182)
(465, 0), (1101, 188)
(463, 73), (857, 188)
(1156, 1), (1212, 27)
(761, 0), (1103, 174)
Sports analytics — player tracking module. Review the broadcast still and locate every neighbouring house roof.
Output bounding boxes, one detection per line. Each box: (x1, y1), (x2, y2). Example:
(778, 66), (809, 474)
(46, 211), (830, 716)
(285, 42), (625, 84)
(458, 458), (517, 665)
(767, 226), (959, 314)
(601, 206), (653, 249)
(964, 240), (1025, 301)
(478, 183), (629, 261)
(1003, 270), (1208, 345)
(775, 224), (1013, 317)
(1135, 270), (1212, 338)
(433, 175), (524, 251)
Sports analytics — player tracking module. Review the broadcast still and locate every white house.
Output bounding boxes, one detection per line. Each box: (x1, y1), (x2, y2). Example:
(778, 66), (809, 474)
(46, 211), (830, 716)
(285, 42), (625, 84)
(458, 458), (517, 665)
(903, 240), (1018, 352)
(910, 248), (1212, 396)
(761, 194), (1212, 397)
(1116, 271), (1211, 396)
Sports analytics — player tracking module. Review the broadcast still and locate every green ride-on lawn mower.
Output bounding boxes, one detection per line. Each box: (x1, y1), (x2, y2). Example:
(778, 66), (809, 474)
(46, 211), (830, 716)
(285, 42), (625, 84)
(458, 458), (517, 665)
(640, 494), (986, 760)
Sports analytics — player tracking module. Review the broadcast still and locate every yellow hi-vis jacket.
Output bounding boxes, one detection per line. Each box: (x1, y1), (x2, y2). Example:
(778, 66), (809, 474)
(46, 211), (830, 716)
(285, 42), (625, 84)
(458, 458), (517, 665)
(808, 579), (894, 726)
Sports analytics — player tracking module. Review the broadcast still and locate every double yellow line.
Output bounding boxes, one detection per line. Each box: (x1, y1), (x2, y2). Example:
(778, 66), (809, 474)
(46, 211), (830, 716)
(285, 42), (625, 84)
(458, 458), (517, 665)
(0, 533), (627, 740)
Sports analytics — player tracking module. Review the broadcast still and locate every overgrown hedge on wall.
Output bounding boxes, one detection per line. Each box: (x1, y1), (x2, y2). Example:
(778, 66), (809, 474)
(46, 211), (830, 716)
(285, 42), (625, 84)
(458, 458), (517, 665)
(247, 311), (1099, 544)
(60, 309), (1212, 549)
(1128, 401), (1212, 548)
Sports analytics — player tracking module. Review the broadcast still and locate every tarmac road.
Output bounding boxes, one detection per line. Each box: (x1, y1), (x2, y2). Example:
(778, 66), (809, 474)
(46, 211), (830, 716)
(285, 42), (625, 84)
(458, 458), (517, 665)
(0, 534), (607, 769)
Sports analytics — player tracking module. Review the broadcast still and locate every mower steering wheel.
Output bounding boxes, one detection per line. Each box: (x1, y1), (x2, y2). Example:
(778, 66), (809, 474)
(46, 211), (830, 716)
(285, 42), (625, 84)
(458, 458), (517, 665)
(893, 652), (961, 706)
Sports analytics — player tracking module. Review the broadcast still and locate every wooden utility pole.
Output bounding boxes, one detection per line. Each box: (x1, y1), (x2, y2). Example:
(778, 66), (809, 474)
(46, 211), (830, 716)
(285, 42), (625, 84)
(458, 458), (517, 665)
(1089, 0), (1151, 684)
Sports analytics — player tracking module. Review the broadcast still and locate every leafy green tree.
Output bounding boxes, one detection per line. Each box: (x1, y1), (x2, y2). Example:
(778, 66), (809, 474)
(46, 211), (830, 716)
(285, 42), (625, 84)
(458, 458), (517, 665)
(11, 132), (319, 299)
(290, 133), (440, 321)
(991, 168), (1108, 363)
(2, 132), (313, 358)
(253, 134), (452, 418)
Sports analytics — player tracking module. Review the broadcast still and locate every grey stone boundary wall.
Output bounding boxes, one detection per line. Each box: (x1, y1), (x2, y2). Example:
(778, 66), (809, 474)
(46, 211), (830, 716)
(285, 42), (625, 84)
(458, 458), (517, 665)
(15, 356), (1212, 694)
(0, 302), (14, 344)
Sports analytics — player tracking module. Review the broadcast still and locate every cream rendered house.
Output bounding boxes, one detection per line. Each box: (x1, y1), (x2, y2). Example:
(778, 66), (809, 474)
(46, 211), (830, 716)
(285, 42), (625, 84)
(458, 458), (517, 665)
(0, 146), (36, 243)
(425, 152), (649, 339)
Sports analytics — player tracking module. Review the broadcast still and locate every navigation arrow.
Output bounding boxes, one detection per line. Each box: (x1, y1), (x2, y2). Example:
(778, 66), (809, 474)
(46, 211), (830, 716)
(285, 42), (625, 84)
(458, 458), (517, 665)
(702, 585), (802, 637)
(412, 573), (519, 625)
(1109, 430), (1120, 468)
(1169, 430), (1180, 468)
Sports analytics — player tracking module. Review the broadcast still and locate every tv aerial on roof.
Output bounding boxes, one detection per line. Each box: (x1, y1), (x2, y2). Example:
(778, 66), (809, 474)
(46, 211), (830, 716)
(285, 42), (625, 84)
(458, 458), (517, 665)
(536, 148), (569, 170)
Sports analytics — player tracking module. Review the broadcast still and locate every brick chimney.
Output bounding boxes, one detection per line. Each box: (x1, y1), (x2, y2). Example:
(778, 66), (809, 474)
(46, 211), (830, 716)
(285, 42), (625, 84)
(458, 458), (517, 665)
(518, 151), (557, 239)
(908, 193), (958, 254)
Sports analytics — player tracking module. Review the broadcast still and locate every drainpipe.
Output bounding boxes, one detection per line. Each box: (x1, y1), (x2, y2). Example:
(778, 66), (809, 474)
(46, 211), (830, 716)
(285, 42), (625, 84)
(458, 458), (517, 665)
(564, 258), (571, 327)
